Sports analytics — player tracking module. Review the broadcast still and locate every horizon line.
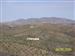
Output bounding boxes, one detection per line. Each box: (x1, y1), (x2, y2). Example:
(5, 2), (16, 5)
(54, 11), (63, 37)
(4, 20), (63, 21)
(0, 17), (75, 23)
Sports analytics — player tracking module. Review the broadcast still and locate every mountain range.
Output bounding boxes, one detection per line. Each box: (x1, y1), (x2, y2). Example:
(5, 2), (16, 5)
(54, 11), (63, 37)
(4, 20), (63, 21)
(0, 17), (75, 56)
(3, 17), (75, 26)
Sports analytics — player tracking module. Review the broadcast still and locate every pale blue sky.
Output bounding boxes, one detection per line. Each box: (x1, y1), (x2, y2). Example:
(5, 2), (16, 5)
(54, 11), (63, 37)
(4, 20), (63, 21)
(1, 0), (74, 1)
(0, 0), (75, 22)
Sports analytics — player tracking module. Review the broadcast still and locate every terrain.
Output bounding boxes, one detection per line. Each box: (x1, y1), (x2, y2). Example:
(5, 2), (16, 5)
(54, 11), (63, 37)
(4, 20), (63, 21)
(0, 17), (75, 56)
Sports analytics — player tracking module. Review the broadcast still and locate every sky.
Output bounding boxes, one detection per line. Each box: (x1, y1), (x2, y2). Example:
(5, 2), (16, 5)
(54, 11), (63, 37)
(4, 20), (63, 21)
(1, 0), (74, 1)
(0, 0), (75, 22)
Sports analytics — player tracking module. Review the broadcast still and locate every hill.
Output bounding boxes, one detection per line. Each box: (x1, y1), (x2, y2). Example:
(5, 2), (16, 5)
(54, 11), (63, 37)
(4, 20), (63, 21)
(0, 17), (75, 56)
(4, 17), (75, 26)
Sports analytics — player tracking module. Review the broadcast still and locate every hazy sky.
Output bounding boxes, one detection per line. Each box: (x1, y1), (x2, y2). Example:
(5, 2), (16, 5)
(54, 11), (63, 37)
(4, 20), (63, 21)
(0, 0), (75, 22)
(1, 0), (74, 1)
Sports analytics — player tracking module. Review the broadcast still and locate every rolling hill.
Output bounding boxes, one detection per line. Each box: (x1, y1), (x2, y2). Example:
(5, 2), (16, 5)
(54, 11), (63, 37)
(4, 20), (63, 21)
(4, 17), (75, 26)
(0, 17), (75, 56)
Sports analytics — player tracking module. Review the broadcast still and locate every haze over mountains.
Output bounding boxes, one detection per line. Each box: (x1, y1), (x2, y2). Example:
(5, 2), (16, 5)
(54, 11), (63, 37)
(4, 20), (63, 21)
(2, 17), (75, 26)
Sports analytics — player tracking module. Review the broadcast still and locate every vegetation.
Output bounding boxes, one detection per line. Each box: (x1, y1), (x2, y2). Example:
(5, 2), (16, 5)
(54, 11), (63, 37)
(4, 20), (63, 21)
(0, 23), (75, 56)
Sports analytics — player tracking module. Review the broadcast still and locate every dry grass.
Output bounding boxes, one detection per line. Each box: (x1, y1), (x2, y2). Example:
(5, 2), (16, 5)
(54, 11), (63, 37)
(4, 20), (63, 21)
(0, 23), (75, 56)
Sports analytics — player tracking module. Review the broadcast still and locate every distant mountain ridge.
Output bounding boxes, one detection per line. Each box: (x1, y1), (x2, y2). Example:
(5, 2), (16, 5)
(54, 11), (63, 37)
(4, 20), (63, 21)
(2, 17), (75, 26)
